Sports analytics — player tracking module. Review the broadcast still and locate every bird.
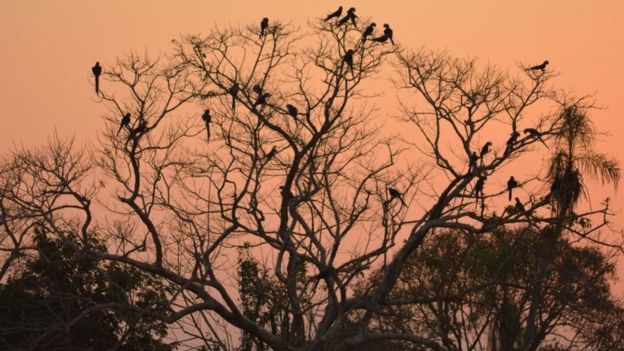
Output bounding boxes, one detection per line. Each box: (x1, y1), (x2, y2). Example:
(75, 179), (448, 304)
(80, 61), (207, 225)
(343, 49), (354, 73)
(254, 92), (270, 108)
(507, 176), (518, 201)
(527, 60), (549, 71)
(266, 146), (277, 160)
(514, 197), (526, 215)
(382, 24), (394, 45)
(480, 142), (492, 158)
(504, 131), (520, 156)
(337, 7), (357, 27)
(252, 84), (263, 95)
(388, 187), (406, 206)
(92, 62), (102, 95)
(260, 17), (269, 37)
(286, 104), (298, 118)
(202, 109), (212, 140)
(474, 176), (486, 203)
(228, 83), (239, 109)
(523, 128), (548, 147)
(372, 33), (389, 43)
(117, 113), (131, 135)
(469, 151), (479, 172)
(324, 6), (342, 22)
(362, 23), (376, 40)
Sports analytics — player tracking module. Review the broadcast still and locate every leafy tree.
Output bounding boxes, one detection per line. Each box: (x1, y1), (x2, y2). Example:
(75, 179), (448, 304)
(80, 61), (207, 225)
(358, 228), (624, 351)
(0, 228), (175, 351)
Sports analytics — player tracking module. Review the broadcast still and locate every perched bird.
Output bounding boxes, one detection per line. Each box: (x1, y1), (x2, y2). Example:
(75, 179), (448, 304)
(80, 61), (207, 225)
(480, 142), (492, 158)
(373, 33), (389, 43)
(118, 113), (131, 135)
(228, 83), (239, 109)
(469, 151), (479, 172)
(504, 131), (520, 156)
(527, 60), (549, 71)
(382, 24), (395, 45)
(254, 92), (270, 108)
(260, 17), (269, 37)
(92, 62), (102, 95)
(324, 6), (343, 22)
(266, 146), (277, 160)
(343, 49), (354, 73)
(524, 128), (548, 147)
(337, 7), (357, 26)
(515, 197), (526, 215)
(507, 176), (518, 201)
(202, 109), (212, 140)
(362, 23), (376, 40)
(252, 84), (263, 95)
(388, 187), (406, 206)
(286, 104), (298, 118)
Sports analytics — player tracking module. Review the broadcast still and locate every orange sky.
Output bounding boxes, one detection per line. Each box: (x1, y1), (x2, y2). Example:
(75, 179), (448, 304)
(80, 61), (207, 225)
(2, 0), (623, 283)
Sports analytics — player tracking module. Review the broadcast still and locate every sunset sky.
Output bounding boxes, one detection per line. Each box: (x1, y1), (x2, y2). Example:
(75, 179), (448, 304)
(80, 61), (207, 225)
(2, 1), (623, 280)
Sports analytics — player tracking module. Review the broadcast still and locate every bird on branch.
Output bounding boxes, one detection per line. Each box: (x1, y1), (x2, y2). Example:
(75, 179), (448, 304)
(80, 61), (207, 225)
(91, 61), (102, 95)
(117, 113), (131, 135)
(228, 83), (239, 109)
(324, 6), (342, 22)
(362, 23), (376, 40)
(337, 7), (357, 27)
(504, 131), (520, 156)
(254, 92), (270, 108)
(286, 104), (298, 119)
(201, 109), (211, 140)
(524, 128), (548, 147)
(388, 187), (406, 206)
(343, 49), (354, 74)
(480, 142), (492, 159)
(260, 17), (269, 38)
(527, 60), (549, 71)
(507, 176), (518, 201)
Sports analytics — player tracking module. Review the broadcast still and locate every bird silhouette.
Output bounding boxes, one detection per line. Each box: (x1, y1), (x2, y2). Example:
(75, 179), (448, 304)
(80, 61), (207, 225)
(286, 104), (298, 118)
(337, 7), (357, 27)
(228, 83), (239, 109)
(252, 84), (263, 95)
(325, 6), (342, 22)
(260, 17), (269, 38)
(524, 128), (548, 147)
(362, 23), (376, 40)
(254, 92), (270, 108)
(372, 33), (389, 43)
(507, 176), (518, 201)
(202, 109), (212, 140)
(92, 62), (102, 95)
(118, 113), (131, 135)
(266, 146), (277, 160)
(469, 151), (479, 172)
(474, 176), (486, 204)
(504, 131), (520, 156)
(480, 142), (492, 158)
(527, 60), (549, 71)
(514, 197), (526, 216)
(388, 187), (406, 206)
(343, 49), (354, 73)
(382, 24), (394, 45)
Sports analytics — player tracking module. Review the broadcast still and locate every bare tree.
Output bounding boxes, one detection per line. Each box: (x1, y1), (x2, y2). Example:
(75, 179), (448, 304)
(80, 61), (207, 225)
(0, 12), (619, 351)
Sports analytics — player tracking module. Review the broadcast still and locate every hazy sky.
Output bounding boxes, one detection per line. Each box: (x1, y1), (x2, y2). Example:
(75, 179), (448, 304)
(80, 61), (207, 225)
(1, 0), (623, 279)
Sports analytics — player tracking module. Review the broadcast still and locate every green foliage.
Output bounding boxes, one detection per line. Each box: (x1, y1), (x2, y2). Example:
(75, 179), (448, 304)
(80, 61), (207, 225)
(0, 229), (175, 351)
